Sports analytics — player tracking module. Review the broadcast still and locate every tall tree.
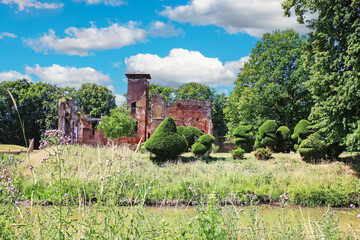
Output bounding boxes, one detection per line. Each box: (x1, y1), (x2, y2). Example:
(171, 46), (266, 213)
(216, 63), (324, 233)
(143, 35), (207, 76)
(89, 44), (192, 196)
(149, 84), (176, 103)
(75, 83), (116, 118)
(282, 0), (360, 149)
(225, 29), (313, 134)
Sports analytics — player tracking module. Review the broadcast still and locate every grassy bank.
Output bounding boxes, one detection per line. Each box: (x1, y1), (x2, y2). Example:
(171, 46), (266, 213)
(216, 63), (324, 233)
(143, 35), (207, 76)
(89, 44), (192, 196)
(1, 145), (360, 207)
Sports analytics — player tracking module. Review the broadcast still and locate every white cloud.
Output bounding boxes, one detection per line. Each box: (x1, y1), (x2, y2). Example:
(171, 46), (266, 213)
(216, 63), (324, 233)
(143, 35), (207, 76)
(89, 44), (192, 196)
(26, 64), (111, 88)
(0, 70), (31, 82)
(73, 0), (124, 6)
(161, 0), (308, 37)
(0, 32), (17, 39)
(148, 21), (183, 38)
(125, 48), (248, 87)
(25, 22), (147, 56)
(1, 0), (63, 11)
(115, 94), (126, 106)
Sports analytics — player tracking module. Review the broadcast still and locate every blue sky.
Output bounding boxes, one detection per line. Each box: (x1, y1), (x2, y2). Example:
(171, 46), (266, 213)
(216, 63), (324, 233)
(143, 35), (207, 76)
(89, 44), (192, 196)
(0, 0), (307, 105)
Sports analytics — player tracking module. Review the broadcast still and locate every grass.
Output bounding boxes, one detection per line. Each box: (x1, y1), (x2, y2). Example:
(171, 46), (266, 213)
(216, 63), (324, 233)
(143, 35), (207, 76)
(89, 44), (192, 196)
(2, 145), (359, 207)
(0, 144), (28, 152)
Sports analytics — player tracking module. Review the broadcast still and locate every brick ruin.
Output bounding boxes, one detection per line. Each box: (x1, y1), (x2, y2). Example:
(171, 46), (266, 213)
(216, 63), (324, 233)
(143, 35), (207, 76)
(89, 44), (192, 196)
(58, 71), (213, 146)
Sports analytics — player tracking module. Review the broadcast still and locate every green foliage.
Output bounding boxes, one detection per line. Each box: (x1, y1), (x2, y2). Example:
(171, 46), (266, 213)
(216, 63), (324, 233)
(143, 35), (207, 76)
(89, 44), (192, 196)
(254, 147), (272, 160)
(233, 125), (253, 152)
(231, 148), (245, 160)
(177, 126), (204, 149)
(191, 134), (215, 158)
(275, 126), (291, 153)
(255, 120), (278, 149)
(292, 120), (313, 151)
(282, 0), (360, 150)
(298, 133), (327, 162)
(144, 117), (188, 162)
(224, 29), (313, 133)
(97, 105), (137, 139)
(75, 83), (116, 118)
(149, 84), (176, 103)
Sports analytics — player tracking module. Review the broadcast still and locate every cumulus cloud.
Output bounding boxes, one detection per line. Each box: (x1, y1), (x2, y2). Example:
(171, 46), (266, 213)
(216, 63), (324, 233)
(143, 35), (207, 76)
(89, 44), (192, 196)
(25, 22), (147, 56)
(0, 70), (31, 82)
(148, 21), (183, 38)
(0, 32), (17, 39)
(73, 0), (124, 6)
(161, 0), (308, 37)
(26, 64), (111, 88)
(1, 0), (63, 11)
(125, 48), (248, 87)
(115, 94), (126, 106)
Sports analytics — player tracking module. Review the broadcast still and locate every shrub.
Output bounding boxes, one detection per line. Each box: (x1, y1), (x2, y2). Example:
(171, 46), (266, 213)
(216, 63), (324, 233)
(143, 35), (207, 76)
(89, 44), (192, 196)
(178, 126), (204, 148)
(254, 147), (272, 160)
(231, 148), (245, 159)
(144, 117), (188, 162)
(233, 125), (254, 152)
(275, 126), (291, 153)
(298, 133), (326, 162)
(326, 142), (345, 160)
(192, 134), (215, 158)
(254, 120), (278, 149)
(291, 120), (313, 151)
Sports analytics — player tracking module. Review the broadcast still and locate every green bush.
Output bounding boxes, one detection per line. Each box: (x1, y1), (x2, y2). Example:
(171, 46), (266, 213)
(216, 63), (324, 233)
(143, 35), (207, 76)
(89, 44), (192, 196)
(144, 117), (188, 162)
(254, 120), (278, 149)
(326, 142), (345, 160)
(298, 133), (326, 162)
(292, 120), (313, 151)
(178, 126), (204, 148)
(275, 126), (291, 153)
(233, 125), (254, 152)
(254, 147), (272, 160)
(231, 148), (245, 159)
(192, 134), (215, 158)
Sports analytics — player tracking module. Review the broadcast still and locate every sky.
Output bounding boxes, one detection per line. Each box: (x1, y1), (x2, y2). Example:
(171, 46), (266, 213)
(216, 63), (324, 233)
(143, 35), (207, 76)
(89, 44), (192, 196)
(0, 0), (308, 106)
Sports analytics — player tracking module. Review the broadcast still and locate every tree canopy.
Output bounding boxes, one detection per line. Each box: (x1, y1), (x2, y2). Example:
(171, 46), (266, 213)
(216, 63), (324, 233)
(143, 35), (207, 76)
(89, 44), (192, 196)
(282, 0), (360, 149)
(224, 29), (313, 133)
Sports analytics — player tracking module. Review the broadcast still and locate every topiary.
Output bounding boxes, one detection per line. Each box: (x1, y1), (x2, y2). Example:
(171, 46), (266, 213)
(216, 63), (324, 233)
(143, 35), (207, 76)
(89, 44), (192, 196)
(275, 126), (291, 153)
(298, 133), (326, 162)
(291, 120), (313, 151)
(191, 134), (215, 158)
(254, 147), (272, 160)
(254, 120), (278, 149)
(233, 125), (254, 152)
(145, 117), (188, 162)
(231, 147), (245, 160)
(180, 126), (204, 149)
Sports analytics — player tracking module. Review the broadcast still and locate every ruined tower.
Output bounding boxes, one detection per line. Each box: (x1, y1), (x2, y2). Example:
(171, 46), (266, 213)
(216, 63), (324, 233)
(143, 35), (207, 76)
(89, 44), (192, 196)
(125, 71), (151, 143)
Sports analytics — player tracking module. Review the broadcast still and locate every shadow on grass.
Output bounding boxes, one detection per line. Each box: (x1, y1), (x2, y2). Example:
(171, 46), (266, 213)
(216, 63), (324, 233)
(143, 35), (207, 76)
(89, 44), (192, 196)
(337, 152), (360, 176)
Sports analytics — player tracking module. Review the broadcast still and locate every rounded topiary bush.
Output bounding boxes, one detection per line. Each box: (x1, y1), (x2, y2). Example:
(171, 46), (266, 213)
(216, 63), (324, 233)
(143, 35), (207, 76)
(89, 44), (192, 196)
(291, 120), (313, 151)
(145, 117), (188, 162)
(298, 133), (326, 162)
(231, 147), (245, 160)
(233, 125), (254, 153)
(275, 126), (291, 153)
(191, 134), (215, 158)
(254, 120), (278, 149)
(254, 147), (272, 160)
(180, 126), (204, 148)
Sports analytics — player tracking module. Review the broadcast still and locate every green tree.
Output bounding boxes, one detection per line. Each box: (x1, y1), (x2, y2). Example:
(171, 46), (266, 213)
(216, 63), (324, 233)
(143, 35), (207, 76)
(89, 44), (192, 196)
(225, 29), (313, 133)
(97, 105), (136, 140)
(75, 83), (116, 118)
(282, 0), (360, 150)
(149, 84), (176, 103)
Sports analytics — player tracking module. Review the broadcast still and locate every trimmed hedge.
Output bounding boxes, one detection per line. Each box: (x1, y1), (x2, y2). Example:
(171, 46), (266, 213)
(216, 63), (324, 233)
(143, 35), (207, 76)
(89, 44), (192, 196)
(192, 134), (215, 158)
(292, 120), (313, 151)
(177, 126), (204, 148)
(255, 120), (278, 149)
(254, 147), (272, 160)
(231, 147), (245, 159)
(275, 126), (291, 153)
(233, 125), (254, 153)
(298, 133), (326, 162)
(145, 117), (188, 162)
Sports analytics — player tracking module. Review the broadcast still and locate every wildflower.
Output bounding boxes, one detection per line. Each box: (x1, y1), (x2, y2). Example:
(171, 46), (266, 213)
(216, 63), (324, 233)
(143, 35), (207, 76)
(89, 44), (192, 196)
(8, 178), (11, 182)
(64, 193), (68, 197)
(50, 171), (54, 176)
(121, 156), (125, 161)
(100, 177), (104, 181)
(357, 214), (360, 218)
(58, 151), (62, 155)
(131, 169), (134, 172)
(75, 152), (79, 156)
(285, 203), (288, 206)
(350, 204), (354, 208)
(116, 170), (120, 174)
(135, 184), (139, 188)
(107, 175), (111, 178)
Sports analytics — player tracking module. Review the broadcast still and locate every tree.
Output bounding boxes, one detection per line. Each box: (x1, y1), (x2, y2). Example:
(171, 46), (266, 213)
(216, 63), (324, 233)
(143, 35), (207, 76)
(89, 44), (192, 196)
(97, 105), (136, 140)
(75, 83), (116, 118)
(149, 84), (176, 103)
(225, 29), (313, 133)
(282, 0), (360, 150)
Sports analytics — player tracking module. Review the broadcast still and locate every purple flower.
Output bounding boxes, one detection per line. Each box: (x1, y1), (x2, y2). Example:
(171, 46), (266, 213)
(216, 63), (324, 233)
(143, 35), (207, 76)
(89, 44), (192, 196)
(107, 175), (111, 178)
(75, 152), (79, 156)
(100, 177), (104, 181)
(131, 169), (134, 172)
(64, 193), (68, 197)
(357, 214), (360, 218)
(116, 170), (120, 174)
(135, 184), (139, 188)
(350, 204), (354, 208)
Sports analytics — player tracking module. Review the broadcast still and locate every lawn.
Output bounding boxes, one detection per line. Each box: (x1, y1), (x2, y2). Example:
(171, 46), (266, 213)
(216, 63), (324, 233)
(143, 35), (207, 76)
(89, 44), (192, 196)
(0, 144), (27, 152)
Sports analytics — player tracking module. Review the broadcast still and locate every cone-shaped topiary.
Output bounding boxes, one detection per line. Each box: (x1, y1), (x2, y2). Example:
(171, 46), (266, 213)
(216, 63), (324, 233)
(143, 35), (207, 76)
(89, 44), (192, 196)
(191, 134), (215, 158)
(233, 125), (254, 152)
(177, 126), (204, 149)
(275, 126), (291, 153)
(145, 117), (188, 162)
(298, 133), (326, 162)
(291, 120), (313, 151)
(254, 120), (278, 149)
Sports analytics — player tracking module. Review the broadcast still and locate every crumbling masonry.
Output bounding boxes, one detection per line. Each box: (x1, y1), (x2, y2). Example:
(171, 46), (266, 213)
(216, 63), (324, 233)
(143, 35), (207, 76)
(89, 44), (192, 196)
(58, 71), (212, 146)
